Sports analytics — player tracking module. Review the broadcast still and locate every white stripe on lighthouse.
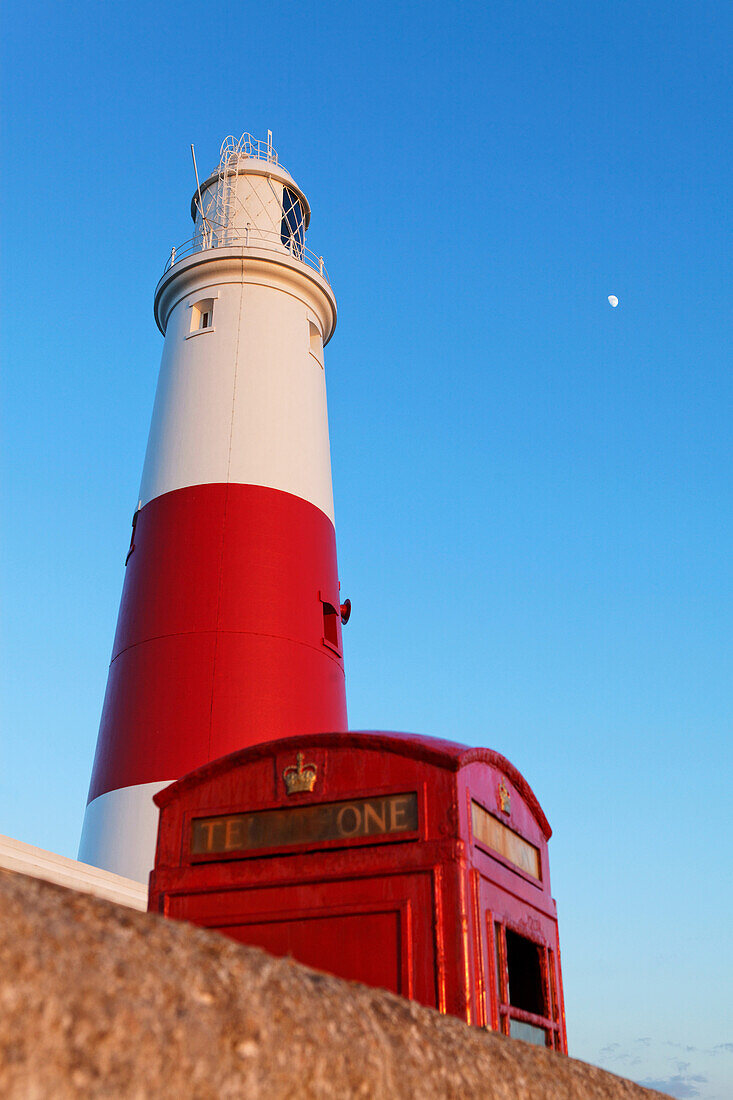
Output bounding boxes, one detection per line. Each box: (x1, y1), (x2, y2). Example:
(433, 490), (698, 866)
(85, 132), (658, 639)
(78, 780), (174, 885)
(140, 275), (336, 522)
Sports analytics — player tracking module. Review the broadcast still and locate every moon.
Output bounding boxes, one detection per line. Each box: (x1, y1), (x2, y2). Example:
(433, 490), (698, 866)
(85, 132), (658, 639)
(608, 295), (619, 308)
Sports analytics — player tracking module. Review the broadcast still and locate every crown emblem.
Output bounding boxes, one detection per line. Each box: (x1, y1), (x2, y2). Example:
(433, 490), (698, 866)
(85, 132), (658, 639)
(498, 780), (511, 815)
(283, 752), (318, 795)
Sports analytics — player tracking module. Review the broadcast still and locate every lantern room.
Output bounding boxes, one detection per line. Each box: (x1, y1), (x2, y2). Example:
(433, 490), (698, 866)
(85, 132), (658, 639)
(190, 132), (311, 257)
(149, 731), (567, 1051)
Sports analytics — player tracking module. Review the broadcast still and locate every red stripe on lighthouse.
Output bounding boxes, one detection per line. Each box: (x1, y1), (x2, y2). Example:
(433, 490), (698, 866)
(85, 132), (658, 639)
(87, 483), (347, 804)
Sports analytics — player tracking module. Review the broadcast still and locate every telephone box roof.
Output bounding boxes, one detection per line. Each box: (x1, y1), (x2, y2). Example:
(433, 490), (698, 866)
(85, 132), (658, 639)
(153, 730), (552, 840)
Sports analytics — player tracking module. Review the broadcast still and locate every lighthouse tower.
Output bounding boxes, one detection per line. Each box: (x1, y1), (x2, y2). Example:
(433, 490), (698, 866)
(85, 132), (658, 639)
(80, 133), (347, 882)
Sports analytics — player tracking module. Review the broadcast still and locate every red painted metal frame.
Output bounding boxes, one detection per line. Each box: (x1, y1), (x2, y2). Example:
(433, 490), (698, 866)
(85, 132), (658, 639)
(149, 730), (566, 1051)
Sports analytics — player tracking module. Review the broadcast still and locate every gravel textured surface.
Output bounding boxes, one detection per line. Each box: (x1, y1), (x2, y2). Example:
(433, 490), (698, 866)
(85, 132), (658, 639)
(0, 870), (670, 1099)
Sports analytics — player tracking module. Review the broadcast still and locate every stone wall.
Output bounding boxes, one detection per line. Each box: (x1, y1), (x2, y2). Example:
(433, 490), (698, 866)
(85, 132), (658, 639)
(0, 871), (669, 1099)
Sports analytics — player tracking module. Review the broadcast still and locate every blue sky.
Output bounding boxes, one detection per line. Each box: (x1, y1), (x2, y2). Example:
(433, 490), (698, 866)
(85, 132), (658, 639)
(2, 2), (731, 1095)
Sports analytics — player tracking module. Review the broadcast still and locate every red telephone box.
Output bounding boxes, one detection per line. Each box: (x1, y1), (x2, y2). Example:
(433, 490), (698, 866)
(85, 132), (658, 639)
(149, 731), (567, 1051)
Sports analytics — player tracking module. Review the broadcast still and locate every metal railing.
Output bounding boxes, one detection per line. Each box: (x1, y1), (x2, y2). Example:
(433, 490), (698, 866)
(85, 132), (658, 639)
(164, 226), (329, 283)
(221, 131), (279, 166)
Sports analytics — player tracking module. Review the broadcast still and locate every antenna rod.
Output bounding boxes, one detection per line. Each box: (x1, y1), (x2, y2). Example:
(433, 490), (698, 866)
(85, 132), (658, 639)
(191, 143), (204, 218)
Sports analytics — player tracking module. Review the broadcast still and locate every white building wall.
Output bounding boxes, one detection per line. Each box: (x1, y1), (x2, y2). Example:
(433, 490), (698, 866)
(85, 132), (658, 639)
(0, 834), (148, 910)
(78, 781), (173, 885)
(140, 258), (336, 521)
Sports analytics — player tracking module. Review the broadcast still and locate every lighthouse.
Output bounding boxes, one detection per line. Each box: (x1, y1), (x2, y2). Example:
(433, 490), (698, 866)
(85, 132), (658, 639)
(80, 133), (348, 883)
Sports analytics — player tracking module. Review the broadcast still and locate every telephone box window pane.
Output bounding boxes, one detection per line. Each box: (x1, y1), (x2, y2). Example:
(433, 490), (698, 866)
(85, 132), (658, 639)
(494, 921), (506, 1004)
(509, 1019), (547, 1046)
(548, 948), (558, 1021)
(505, 929), (546, 1017)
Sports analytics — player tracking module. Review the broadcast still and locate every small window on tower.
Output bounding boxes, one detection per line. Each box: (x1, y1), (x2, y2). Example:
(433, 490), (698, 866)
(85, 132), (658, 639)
(309, 320), (323, 367)
(189, 298), (215, 335)
(320, 595), (340, 653)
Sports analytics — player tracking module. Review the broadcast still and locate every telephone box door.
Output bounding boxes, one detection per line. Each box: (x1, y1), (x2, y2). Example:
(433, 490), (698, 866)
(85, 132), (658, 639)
(168, 870), (437, 1006)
